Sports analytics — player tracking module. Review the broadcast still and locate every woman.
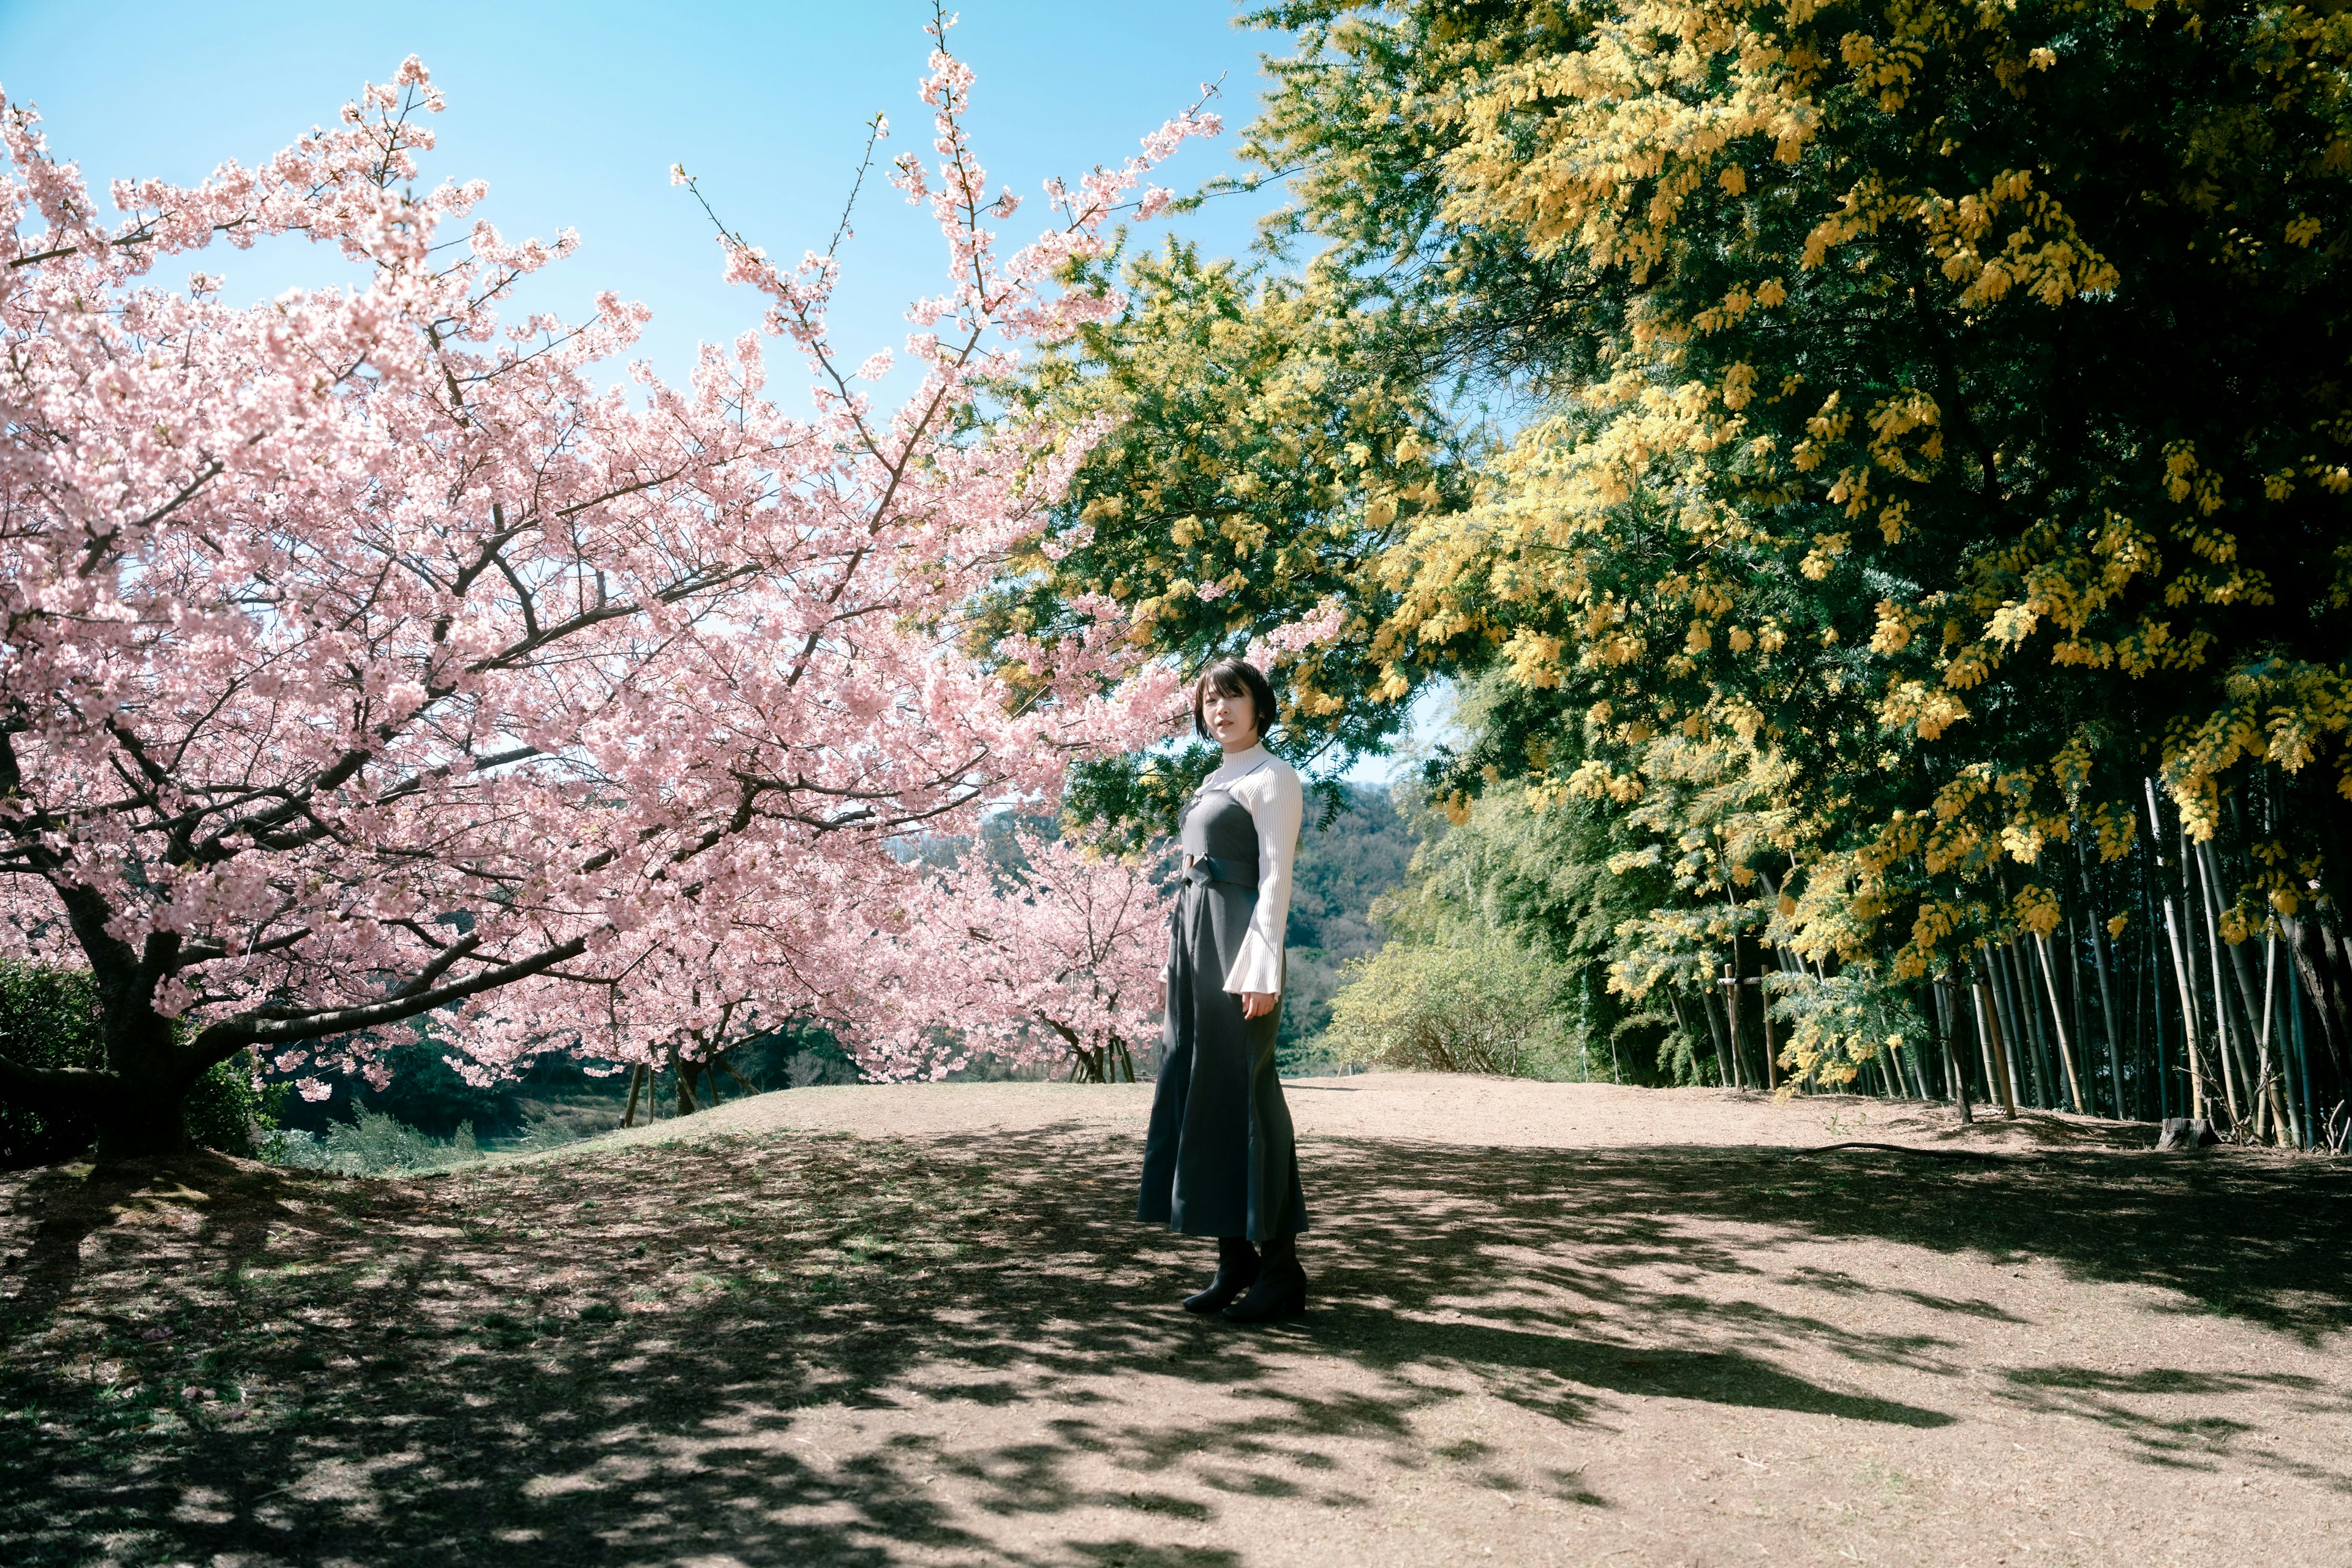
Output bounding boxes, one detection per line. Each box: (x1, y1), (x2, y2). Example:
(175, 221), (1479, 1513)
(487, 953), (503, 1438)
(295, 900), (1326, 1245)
(1137, 657), (1308, 1322)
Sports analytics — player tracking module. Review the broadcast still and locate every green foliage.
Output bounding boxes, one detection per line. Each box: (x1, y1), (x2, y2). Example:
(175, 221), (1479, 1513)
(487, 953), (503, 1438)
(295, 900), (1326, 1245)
(267, 1107), (483, 1177)
(265, 1028), (624, 1142)
(0, 960), (275, 1168)
(1063, 741), (1228, 856)
(1360, 707), (1694, 1082)
(0, 960), (103, 1167)
(1767, 968), (1931, 1091)
(1323, 930), (1579, 1076)
(1277, 785), (1417, 1071)
(1230, 0), (1607, 390)
(179, 1063), (279, 1162)
(968, 0), (2352, 1113)
(1058, 0), (2352, 1109)
(989, 241), (1471, 781)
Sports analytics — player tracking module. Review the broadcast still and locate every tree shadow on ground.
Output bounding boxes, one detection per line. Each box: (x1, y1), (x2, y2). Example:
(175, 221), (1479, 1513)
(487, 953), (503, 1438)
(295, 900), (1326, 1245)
(1, 1125), (2346, 1567)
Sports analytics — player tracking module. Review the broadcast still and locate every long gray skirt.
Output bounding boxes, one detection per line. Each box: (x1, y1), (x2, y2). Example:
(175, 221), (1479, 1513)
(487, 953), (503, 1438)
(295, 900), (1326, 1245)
(1136, 876), (1307, 1241)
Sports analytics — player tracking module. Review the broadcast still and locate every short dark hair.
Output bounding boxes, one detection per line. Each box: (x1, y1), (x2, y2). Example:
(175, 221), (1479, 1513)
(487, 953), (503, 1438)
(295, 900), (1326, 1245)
(1191, 658), (1278, 742)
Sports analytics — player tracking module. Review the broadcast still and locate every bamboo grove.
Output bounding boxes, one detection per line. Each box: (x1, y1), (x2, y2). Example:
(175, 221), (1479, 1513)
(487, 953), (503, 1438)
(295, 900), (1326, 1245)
(991, 0), (2352, 1144)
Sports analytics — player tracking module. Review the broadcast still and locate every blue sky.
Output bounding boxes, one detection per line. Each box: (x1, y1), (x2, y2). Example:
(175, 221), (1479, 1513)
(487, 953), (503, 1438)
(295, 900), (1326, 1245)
(0, 1), (1284, 382)
(0, 0), (1449, 782)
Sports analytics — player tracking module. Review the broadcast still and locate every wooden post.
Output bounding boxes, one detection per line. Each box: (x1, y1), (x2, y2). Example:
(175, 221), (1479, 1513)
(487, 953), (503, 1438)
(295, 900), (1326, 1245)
(1719, 963), (1746, 1089)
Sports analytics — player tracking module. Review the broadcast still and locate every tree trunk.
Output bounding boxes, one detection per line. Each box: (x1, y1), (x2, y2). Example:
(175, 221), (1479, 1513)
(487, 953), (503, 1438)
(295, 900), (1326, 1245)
(1932, 973), (1975, 1123)
(93, 1006), (200, 1162)
(717, 1054), (759, 1096)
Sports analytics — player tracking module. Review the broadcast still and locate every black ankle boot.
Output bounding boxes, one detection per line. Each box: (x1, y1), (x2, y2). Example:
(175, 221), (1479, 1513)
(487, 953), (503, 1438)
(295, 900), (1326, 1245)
(1221, 1236), (1306, 1322)
(1183, 1237), (1260, 1314)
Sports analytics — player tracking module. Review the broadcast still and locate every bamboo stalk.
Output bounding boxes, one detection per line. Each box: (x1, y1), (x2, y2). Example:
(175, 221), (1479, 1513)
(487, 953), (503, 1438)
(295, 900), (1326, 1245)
(2188, 838), (2245, 1129)
(2199, 842), (2274, 1129)
(2015, 941), (2060, 1109)
(1973, 975), (2007, 1114)
(2145, 780), (2207, 1122)
(1991, 943), (2046, 1109)
(1974, 964), (2020, 1118)
(2082, 899), (2124, 1120)
(2137, 864), (2165, 1120)
(2013, 944), (2051, 1104)
(2292, 961), (2316, 1148)
(1721, 963), (1747, 1089)
(2161, 896), (2206, 1119)
(1985, 943), (2021, 1102)
(2149, 926), (2169, 1121)
(1703, 981), (1738, 1088)
(2067, 917), (2097, 1113)
(1722, 872), (1745, 1092)
(1667, 990), (1704, 1085)
(1984, 941), (2023, 1104)
(2258, 933), (2299, 1148)
(2033, 930), (2090, 1114)
(1921, 980), (1950, 1101)
(2135, 926), (2154, 1123)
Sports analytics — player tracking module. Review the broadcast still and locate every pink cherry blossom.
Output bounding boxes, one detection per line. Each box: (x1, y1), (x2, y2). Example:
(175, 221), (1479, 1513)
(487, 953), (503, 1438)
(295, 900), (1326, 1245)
(844, 827), (1172, 1084)
(0, 23), (1213, 1147)
(1243, 595), (1348, 673)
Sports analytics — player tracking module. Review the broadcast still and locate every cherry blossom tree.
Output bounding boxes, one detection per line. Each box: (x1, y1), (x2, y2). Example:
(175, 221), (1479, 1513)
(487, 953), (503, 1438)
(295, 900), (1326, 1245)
(849, 826), (1172, 1084)
(0, 18), (1213, 1155)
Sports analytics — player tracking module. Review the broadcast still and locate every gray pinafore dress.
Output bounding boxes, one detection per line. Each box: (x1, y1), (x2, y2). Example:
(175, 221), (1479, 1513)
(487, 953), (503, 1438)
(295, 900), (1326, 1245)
(1136, 767), (1308, 1241)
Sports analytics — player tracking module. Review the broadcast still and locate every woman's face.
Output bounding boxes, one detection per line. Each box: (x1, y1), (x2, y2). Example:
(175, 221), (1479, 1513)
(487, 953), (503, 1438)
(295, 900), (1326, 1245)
(1200, 683), (1258, 750)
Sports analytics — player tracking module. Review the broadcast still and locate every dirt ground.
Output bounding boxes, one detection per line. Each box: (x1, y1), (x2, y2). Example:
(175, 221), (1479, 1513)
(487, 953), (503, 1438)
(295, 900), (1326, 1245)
(3, 1075), (2348, 1568)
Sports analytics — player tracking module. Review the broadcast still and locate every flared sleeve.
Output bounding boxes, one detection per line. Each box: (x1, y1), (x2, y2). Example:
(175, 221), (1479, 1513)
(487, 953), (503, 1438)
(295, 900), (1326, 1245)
(1223, 760), (1303, 995)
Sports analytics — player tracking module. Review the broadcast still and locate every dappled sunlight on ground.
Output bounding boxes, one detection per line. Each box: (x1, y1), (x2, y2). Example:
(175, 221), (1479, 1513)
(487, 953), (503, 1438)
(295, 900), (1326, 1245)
(2, 1080), (2347, 1566)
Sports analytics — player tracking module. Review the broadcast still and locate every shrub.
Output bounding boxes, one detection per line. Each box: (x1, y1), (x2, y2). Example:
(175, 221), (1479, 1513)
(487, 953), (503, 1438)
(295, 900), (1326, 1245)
(1322, 933), (1574, 1076)
(266, 1108), (482, 1176)
(0, 960), (274, 1168)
